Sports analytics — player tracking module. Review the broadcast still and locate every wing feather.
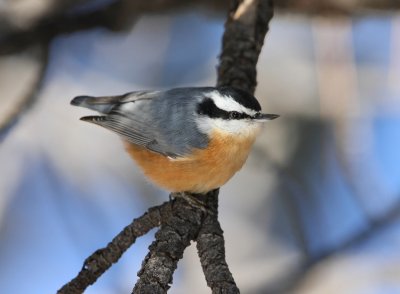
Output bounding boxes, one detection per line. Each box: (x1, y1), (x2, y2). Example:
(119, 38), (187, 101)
(81, 114), (180, 158)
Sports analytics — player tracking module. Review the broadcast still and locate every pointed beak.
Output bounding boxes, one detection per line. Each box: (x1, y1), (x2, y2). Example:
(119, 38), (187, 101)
(253, 113), (280, 122)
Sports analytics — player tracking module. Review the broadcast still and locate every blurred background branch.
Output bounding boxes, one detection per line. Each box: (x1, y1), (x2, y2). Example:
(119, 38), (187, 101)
(1, 0), (400, 54)
(278, 0), (400, 14)
(0, 45), (48, 142)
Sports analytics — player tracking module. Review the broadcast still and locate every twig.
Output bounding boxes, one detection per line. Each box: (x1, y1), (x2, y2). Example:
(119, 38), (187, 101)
(58, 202), (167, 294)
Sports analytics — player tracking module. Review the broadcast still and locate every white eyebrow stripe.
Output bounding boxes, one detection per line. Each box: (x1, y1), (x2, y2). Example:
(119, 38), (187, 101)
(209, 91), (257, 116)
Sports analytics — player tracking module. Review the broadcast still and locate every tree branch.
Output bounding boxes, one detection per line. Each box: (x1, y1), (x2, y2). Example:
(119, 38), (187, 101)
(132, 196), (204, 293)
(218, 0), (273, 93)
(196, 191), (239, 293)
(58, 202), (167, 294)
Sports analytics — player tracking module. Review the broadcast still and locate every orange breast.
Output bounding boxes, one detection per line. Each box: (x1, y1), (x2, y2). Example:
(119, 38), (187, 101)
(124, 131), (257, 193)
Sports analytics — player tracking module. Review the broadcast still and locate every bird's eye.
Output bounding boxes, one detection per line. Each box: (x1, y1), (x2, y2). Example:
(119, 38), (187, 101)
(229, 111), (240, 119)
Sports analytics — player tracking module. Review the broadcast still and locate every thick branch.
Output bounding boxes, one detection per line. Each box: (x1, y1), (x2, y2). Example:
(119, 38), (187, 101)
(196, 191), (239, 293)
(217, 0), (273, 93)
(133, 196), (205, 293)
(58, 202), (166, 294)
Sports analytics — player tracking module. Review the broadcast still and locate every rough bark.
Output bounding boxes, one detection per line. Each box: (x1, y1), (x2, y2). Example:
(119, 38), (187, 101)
(196, 192), (238, 293)
(58, 203), (166, 294)
(218, 0), (273, 92)
(132, 196), (204, 293)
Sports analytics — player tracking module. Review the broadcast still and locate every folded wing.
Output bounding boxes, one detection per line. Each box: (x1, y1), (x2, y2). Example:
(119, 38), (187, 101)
(71, 91), (183, 158)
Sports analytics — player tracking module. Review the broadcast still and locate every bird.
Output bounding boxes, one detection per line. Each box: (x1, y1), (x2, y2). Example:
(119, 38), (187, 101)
(71, 86), (279, 194)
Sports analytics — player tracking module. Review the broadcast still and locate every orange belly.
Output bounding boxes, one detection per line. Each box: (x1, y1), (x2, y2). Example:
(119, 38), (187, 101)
(124, 131), (257, 193)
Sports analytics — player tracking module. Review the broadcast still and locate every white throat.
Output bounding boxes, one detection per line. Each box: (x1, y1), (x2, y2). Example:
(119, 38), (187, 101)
(197, 116), (262, 137)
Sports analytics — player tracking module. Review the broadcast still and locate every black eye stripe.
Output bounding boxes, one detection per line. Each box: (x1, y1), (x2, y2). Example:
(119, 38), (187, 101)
(197, 98), (253, 120)
(229, 111), (252, 120)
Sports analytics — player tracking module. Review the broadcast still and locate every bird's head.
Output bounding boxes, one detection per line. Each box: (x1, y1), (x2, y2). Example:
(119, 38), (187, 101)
(195, 87), (279, 136)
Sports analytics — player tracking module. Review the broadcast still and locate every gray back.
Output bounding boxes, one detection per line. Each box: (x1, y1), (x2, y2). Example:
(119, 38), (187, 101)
(108, 87), (212, 157)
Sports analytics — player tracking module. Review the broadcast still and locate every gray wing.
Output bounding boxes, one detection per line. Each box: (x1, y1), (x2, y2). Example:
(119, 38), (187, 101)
(71, 89), (208, 158)
(81, 113), (179, 158)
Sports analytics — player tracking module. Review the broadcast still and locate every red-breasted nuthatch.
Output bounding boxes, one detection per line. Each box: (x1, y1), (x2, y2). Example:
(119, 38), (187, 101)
(71, 87), (279, 193)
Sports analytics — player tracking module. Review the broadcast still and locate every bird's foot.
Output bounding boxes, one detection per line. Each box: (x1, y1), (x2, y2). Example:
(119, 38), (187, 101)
(171, 192), (214, 216)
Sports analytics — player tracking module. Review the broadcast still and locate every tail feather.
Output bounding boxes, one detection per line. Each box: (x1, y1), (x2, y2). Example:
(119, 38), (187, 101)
(80, 115), (106, 122)
(71, 95), (120, 114)
(71, 91), (159, 114)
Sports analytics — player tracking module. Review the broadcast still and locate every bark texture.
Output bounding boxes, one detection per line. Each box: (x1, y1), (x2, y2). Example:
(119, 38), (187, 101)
(58, 203), (165, 293)
(196, 193), (238, 293)
(133, 196), (204, 293)
(218, 0), (273, 92)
